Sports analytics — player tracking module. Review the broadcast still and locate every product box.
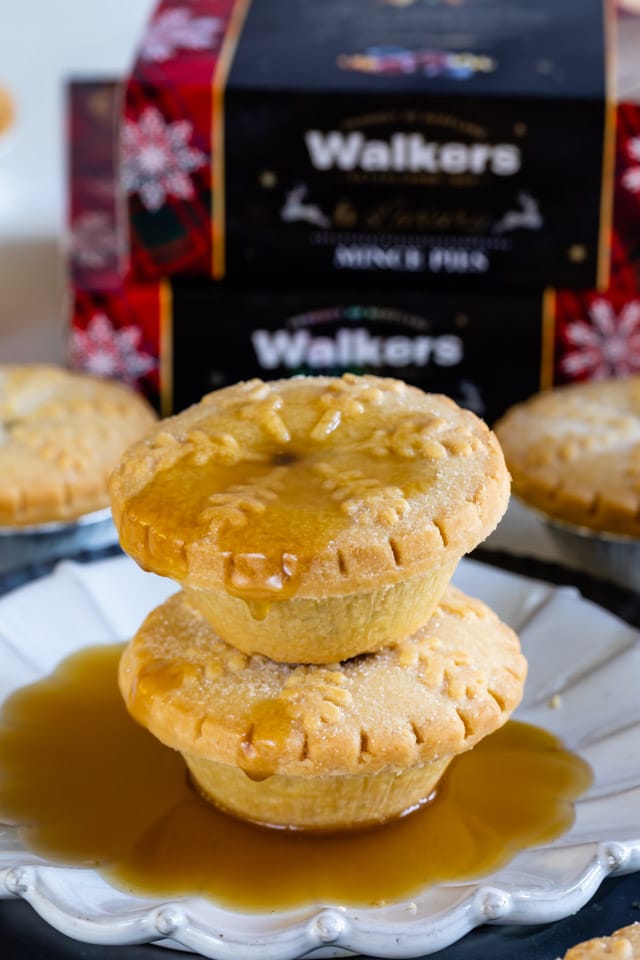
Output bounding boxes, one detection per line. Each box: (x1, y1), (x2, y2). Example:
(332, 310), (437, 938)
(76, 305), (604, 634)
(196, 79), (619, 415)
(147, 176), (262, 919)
(71, 275), (553, 425)
(68, 7), (640, 420)
(68, 79), (125, 292)
(68, 81), (551, 422)
(68, 80), (162, 402)
(122, 0), (613, 289)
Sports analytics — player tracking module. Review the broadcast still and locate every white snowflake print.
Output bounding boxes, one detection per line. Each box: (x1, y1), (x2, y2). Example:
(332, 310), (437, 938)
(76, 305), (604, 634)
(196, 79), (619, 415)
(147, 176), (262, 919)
(71, 314), (157, 386)
(70, 211), (119, 270)
(121, 106), (207, 211)
(140, 8), (222, 62)
(622, 136), (640, 193)
(561, 298), (640, 379)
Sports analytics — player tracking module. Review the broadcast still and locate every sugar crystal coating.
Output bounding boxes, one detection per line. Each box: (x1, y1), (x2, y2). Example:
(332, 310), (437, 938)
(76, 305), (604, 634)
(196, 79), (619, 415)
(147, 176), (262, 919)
(110, 375), (509, 598)
(0, 364), (155, 526)
(496, 377), (640, 536)
(119, 585), (527, 778)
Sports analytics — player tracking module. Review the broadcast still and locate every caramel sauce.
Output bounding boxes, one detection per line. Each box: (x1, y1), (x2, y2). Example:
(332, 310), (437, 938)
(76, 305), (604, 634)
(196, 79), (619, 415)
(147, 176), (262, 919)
(0, 86), (14, 138)
(244, 599), (272, 621)
(236, 699), (295, 782)
(125, 437), (439, 604)
(127, 455), (339, 593)
(0, 644), (591, 911)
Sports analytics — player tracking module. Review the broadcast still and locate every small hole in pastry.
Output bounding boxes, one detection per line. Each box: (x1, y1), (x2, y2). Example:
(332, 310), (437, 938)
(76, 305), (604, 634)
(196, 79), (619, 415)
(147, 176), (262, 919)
(271, 451), (298, 466)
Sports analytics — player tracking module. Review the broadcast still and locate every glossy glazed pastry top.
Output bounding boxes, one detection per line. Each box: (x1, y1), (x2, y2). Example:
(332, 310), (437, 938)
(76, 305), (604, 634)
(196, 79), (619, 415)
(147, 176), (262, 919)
(111, 374), (509, 599)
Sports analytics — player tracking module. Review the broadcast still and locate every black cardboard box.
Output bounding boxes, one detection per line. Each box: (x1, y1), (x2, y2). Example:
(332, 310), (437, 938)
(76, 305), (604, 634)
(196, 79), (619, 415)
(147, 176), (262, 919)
(123, 0), (613, 288)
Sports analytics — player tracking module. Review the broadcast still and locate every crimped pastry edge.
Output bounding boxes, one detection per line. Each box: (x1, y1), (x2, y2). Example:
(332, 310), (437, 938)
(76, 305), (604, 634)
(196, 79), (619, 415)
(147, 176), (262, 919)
(0, 364), (156, 526)
(562, 922), (640, 959)
(495, 377), (640, 538)
(110, 375), (510, 595)
(118, 585), (527, 779)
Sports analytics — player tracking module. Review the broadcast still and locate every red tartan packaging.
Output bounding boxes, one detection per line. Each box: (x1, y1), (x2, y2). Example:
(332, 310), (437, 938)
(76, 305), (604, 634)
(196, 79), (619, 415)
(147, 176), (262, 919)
(552, 8), (640, 386)
(121, 0), (614, 290)
(68, 80), (125, 292)
(67, 80), (163, 405)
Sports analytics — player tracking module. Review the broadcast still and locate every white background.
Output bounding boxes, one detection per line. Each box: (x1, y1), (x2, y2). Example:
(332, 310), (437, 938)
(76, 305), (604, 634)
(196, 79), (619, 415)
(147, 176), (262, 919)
(0, 0), (155, 363)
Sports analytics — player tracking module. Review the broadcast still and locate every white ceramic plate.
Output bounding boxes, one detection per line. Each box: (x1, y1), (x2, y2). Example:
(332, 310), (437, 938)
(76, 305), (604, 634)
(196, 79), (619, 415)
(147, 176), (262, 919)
(1, 556), (640, 959)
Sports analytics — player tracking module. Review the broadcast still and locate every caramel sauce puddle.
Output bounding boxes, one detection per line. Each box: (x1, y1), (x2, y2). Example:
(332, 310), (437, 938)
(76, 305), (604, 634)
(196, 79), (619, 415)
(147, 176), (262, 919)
(0, 644), (592, 911)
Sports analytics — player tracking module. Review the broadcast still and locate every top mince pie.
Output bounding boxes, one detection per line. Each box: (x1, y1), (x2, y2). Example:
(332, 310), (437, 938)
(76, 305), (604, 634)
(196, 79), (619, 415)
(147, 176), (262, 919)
(110, 375), (510, 663)
(0, 365), (156, 527)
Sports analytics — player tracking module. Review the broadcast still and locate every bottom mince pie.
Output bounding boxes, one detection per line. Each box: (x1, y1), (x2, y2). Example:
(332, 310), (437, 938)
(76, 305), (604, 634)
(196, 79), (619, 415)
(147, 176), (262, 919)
(119, 585), (526, 831)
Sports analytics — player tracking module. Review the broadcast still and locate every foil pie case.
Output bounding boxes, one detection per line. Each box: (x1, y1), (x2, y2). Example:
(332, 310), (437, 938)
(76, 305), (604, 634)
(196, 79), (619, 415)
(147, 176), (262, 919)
(543, 517), (640, 593)
(0, 509), (119, 576)
(485, 499), (640, 594)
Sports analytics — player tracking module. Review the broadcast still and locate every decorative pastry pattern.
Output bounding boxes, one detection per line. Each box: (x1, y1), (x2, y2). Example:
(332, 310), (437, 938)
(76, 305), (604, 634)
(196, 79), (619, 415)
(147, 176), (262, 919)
(0, 365), (155, 526)
(111, 375), (509, 597)
(562, 923), (640, 960)
(119, 586), (526, 778)
(496, 377), (640, 535)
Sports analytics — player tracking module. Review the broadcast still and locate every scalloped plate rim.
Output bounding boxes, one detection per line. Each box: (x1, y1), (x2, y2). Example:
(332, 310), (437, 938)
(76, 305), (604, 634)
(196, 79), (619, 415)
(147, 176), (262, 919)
(0, 556), (639, 959)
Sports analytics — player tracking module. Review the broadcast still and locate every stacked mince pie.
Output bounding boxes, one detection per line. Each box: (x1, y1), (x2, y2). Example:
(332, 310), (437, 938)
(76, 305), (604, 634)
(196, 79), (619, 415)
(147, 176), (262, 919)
(111, 374), (526, 831)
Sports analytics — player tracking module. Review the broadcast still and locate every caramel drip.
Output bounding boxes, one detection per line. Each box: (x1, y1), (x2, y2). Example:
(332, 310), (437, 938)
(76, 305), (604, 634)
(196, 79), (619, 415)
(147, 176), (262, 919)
(130, 659), (203, 723)
(0, 645), (592, 911)
(121, 379), (493, 602)
(244, 599), (272, 621)
(124, 431), (453, 601)
(237, 699), (294, 782)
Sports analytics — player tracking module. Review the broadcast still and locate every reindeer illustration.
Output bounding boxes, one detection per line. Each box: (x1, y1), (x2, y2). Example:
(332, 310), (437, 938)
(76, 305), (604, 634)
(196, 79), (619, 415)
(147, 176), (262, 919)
(493, 192), (543, 234)
(280, 185), (331, 229)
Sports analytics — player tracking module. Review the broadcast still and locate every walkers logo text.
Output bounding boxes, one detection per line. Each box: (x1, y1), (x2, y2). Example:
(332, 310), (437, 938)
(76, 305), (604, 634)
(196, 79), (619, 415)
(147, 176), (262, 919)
(305, 131), (521, 176)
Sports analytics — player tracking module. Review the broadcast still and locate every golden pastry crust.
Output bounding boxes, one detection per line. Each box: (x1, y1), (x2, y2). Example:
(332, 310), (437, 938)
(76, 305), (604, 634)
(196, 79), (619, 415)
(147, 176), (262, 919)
(563, 924), (640, 959)
(119, 584), (526, 780)
(110, 374), (510, 598)
(184, 752), (451, 831)
(182, 563), (459, 664)
(495, 377), (640, 537)
(0, 365), (156, 526)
